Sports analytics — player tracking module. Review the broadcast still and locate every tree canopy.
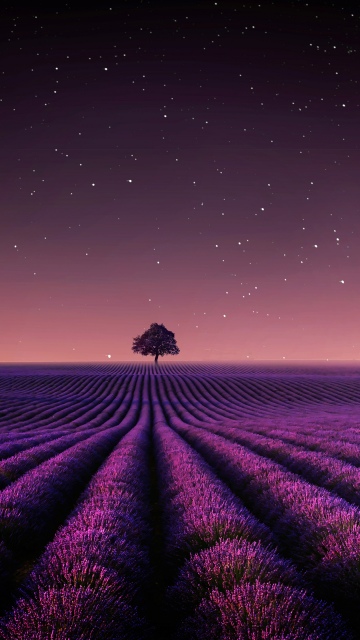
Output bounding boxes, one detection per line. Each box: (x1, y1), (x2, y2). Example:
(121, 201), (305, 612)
(132, 323), (180, 363)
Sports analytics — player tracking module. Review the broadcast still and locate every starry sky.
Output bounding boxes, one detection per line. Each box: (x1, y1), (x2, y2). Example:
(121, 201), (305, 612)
(1, 1), (359, 362)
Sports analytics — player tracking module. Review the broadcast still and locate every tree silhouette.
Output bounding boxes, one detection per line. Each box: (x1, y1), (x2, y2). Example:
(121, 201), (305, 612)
(132, 322), (180, 364)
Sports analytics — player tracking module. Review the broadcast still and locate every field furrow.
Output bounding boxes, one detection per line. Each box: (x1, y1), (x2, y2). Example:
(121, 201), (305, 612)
(170, 421), (360, 627)
(151, 387), (350, 639)
(0, 417), (154, 639)
(0, 362), (359, 638)
(177, 421), (360, 508)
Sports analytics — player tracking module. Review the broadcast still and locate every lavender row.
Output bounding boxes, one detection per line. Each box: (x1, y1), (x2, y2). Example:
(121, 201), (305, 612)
(153, 422), (272, 567)
(0, 371), (134, 435)
(0, 374), (133, 435)
(198, 377), (360, 442)
(1, 361), (359, 378)
(178, 581), (352, 640)
(158, 380), (360, 480)
(0, 420), (153, 639)
(0, 426), (113, 490)
(160, 373), (345, 420)
(0, 371), (126, 401)
(151, 383), (351, 640)
(0, 382), (136, 461)
(0, 373), (139, 451)
(161, 372), (360, 427)
(0, 427), (79, 461)
(172, 422), (360, 606)
(163, 374), (270, 421)
(231, 420), (360, 466)
(231, 411), (360, 447)
(0, 422), (132, 609)
(213, 374), (360, 415)
(193, 421), (360, 508)
(160, 373), (298, 426)
(154, 376), (219, 427)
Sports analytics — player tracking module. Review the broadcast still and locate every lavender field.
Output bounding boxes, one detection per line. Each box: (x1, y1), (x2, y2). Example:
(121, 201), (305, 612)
(0, 362), (360, 639)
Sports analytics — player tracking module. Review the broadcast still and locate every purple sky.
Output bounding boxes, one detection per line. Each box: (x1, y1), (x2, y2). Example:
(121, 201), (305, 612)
(1, 2), (359, 362)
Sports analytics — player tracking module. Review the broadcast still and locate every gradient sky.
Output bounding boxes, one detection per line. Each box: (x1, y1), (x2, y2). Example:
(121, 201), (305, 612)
(1, 2), (359, 362)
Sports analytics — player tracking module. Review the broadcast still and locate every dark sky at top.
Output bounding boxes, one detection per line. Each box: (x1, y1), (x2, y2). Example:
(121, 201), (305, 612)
(1, 1), (359, 362)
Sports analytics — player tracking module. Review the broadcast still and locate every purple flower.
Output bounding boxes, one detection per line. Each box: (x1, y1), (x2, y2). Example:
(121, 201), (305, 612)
(177, 582), (352, 639)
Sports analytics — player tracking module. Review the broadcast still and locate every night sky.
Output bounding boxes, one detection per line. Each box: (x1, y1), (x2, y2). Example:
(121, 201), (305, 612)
(1, 2), (359, 362)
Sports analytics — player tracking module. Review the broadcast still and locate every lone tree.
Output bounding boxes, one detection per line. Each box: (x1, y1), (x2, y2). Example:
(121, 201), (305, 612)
(132, 322), (180, 364)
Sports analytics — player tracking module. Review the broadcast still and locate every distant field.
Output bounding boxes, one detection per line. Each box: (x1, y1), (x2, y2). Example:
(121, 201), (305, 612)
(0, 361), (359, 639)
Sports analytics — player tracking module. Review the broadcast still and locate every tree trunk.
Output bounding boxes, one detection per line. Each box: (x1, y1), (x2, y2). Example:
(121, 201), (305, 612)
(154, 353), (159, 364)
